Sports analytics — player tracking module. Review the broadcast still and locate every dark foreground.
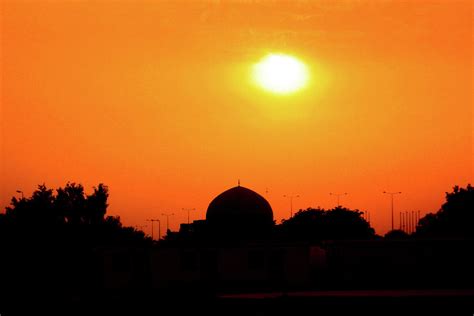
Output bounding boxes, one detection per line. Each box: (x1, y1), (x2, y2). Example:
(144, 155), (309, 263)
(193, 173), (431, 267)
(2, 289), (473, 316)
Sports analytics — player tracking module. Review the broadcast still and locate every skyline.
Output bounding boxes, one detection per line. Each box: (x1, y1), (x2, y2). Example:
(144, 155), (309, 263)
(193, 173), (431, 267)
(3, 180), (467, 237)
(1, 0), (472, 235)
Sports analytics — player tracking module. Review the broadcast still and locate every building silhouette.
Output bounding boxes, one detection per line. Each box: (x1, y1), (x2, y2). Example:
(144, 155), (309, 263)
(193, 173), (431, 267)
(177, 185), (274, 242)
(105, 185), (322, 291)
(100, 185), (474, 295)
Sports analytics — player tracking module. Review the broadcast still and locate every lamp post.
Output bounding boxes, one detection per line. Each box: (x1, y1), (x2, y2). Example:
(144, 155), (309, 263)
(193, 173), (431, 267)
(283, 194), (299, 218)
(16, 190), (24, 199)
(329, 192), (347, 207)
(383, 191), (401, 231)
(146, 219), (161, 241)
(182, 208), (195, 224)
(417, 210), (420, 233)
(405, 211), (409, 233)
(161, 213), (174, 231)
(408, 211), (412, 234)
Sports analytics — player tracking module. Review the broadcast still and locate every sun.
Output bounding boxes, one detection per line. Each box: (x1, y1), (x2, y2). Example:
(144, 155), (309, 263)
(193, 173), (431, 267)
(252, 53), (309, 94)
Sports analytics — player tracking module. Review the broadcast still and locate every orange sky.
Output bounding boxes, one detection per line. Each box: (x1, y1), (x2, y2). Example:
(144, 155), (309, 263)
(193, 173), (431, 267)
(1, 0), (472, 235)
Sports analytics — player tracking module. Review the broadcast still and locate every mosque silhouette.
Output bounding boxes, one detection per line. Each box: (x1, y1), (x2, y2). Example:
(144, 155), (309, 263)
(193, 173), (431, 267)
(101, 184), (473, 301)
(179, 184), (274, 241)
(103, 184), (315, 290)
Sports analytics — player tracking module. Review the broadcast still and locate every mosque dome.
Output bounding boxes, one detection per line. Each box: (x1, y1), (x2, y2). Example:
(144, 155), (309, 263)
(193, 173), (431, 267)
(206, 186), (273, 237)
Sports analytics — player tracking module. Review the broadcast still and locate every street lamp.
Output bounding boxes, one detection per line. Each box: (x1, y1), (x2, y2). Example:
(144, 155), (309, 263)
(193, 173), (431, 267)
(283, 194), (299, 218)
(161, 213), (174, 231)
(329, 192), (347, 207)
(146, 219), (161, 241)
(16, 190), (24, 199)
(383, 191), (401, 231)
(182, 208), (195, 224)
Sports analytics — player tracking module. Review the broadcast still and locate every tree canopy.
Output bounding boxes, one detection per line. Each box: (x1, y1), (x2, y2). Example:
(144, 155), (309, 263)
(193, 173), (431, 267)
(276, 206), (376, 242)
(0, 183), (149, 246)
(416, 184), (473, 239)
(384, 229), (410, 239)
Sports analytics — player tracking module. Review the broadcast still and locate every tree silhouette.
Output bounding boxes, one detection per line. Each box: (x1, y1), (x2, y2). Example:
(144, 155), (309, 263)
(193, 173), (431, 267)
(276, 206), (376, 242)
(56, 182), (86, 225)
(0, 182), (149, 246)
(416, 184), (473, 239)
(87, 183), (109, 224)
(384, 229), (409, 239)
(5, 184), (55, 225)
(0, 182), (150, 303)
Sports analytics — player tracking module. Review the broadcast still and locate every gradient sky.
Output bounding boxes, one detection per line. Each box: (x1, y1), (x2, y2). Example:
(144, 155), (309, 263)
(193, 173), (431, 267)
(1, 0), (472, 235)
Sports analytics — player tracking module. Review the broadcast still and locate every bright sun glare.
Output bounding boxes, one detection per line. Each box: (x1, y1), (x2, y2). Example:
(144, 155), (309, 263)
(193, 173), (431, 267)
(253, 53), (309, 94)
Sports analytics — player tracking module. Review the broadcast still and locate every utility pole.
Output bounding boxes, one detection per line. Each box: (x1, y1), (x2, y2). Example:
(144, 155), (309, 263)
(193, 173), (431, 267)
(416, 210), (420, 233)
(182, 208), (196, 224)
(329, 192), (347, 207)
(408, 211), (411, 234)
(407, 211), (413, 234)
(146, 219), (161, 241)
(383, 191), (401, 231)
(283, 194), (299, 218)
(405, 211), (409, 233)
(404, 212), (407, 233)
(161, 213), (174, 231)
(401, 212), (404, 232)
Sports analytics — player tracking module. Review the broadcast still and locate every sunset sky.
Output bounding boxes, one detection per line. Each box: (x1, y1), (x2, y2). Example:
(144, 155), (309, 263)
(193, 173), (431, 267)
(1, 0), (472, 235)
